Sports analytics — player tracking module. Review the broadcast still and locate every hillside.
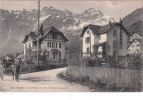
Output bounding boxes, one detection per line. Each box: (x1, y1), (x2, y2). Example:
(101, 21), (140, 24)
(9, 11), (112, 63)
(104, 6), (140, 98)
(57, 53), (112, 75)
(122, 7), (143, 35)
(0, 7), (114, 56)
(0, 7), (143, 57)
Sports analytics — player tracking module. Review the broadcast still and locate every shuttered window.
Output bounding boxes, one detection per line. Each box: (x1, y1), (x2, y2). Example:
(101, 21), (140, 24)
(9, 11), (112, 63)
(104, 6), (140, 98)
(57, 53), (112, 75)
(59, 52), (61, 57)
(59, 43), (61, 48)
(85, 37), (90, 44)
(86, 47), (90, 53)
(120, 29), (123, 49)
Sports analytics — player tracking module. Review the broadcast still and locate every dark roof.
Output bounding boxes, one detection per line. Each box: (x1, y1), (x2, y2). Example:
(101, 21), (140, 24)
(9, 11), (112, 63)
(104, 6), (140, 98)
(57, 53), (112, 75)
(81, 22), (130, 37)
(127, 38), (141, 49)
(23, 26), (68, 43)
(22, 32), (37, 43)
(29, 32), (37, 40)
(81, 24), (101, 37)
(108, 23), (129, 35)
(98, 24), (110, 34)
(35, 26), (68, 41)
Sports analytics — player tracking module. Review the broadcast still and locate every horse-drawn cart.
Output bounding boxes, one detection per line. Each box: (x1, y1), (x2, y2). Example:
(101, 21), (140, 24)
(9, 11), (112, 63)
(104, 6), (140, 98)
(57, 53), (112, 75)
(0, 62), (17, 81)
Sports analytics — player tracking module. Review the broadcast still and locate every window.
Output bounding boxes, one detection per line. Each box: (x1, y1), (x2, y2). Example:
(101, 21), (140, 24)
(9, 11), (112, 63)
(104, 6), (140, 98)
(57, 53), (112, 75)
(59, 43), (61, 48)
(52, 42), (54, 48)
(87, 30), (89, 34)
(120, 32), (123, 49)
(137, 44), (140, 47)
(56, 43), (57, 48)
(29, 43), (32, 48)
(33, 42), (37, 46)
(59, 52), (61, 58)
(49, 42), (51, 48)
(113, 30), (117, 37)
(85, 37), (90, 44)
(47, 42), (50, 47)
(132, 45), (134, 48)
(86, 47), (90, 53)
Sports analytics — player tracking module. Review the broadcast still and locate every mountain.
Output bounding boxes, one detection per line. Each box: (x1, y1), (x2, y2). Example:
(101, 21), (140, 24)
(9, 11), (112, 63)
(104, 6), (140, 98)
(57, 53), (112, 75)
(0, 7), (114, 56)
(122, 7), (143, 35)
(123, 7), (143, 26)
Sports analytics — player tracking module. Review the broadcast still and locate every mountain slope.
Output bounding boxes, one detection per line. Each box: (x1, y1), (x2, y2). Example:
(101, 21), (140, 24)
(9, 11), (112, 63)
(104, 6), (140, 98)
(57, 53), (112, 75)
(122, 7), (143, 35)
(0, 7), (114, 56)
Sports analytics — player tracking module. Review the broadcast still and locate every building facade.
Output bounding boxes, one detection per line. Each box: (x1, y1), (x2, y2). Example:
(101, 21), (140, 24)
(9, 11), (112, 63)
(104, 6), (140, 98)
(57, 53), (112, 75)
(106, 23), (129, 57)
(23, 26), (68, 61)
(81, 22), (129, 58)
(127, 39), (141, 55)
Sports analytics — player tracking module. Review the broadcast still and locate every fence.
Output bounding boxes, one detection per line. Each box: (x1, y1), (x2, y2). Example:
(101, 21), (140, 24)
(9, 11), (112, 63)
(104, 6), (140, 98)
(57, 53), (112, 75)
(67, 66), (142, 91)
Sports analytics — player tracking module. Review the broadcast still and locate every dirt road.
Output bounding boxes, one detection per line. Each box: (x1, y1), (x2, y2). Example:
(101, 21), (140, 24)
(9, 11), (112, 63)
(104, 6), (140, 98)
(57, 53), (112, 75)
(0, 67), (92, 92)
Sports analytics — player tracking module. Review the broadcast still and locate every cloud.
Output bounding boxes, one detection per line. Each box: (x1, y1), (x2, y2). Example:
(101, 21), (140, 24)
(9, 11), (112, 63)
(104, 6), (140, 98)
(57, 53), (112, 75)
(105, 1), (116, 8)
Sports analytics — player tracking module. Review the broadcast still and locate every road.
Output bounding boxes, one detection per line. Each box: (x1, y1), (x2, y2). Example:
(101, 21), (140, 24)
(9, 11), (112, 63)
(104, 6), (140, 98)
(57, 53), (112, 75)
(0, 67), (92, 92)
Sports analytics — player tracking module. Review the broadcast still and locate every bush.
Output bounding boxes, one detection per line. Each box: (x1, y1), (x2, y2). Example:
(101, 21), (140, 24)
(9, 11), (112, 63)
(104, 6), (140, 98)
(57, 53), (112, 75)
(81, 58), (100, 67)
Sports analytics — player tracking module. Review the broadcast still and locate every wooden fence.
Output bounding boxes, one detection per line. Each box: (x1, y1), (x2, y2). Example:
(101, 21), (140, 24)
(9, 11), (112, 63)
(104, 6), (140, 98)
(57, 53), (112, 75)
(67, 66), (142, 91)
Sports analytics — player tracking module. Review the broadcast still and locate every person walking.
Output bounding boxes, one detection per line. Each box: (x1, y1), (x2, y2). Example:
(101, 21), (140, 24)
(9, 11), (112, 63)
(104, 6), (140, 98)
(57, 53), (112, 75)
(15, 59), (22, 82)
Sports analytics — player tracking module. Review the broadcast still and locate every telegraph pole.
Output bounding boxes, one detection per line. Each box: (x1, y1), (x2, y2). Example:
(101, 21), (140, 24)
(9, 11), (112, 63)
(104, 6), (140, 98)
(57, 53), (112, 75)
(37, 0), (40, 66)
(141, 0), (143, 91)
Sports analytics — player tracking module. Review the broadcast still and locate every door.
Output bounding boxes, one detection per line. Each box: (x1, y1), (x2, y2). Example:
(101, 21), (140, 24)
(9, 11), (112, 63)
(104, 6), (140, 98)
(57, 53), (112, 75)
(53, 52), (58, 59)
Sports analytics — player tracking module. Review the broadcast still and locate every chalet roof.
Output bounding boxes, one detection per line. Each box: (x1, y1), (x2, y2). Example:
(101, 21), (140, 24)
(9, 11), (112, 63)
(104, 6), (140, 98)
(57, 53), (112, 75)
(23, 26), (68, 43)
(128, 38), (141, 49)
(34, 26), (68, 41)
(81, 22), (130, 37)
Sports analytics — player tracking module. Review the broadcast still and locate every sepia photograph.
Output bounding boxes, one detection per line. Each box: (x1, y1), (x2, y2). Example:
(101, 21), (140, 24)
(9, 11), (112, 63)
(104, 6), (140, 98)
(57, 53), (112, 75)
(0, 0), (143, 93)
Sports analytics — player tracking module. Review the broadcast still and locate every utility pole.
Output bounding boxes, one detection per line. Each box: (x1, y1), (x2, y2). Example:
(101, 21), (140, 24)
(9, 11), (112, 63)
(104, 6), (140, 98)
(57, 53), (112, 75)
(89, 29), (92, 58)
(141, 0), (143, 90)
(37, 0), (40, 67)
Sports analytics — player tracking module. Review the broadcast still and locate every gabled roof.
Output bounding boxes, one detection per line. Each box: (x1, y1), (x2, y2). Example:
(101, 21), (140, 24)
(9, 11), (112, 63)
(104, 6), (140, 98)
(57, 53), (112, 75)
(34, 26), (69, 41)
(99, 23), (130, 35)
(29, 32), (37, 40)
(129, 32), (142, 38)
(81, 24), (101, 37)
(98, 24), (110, 34)
(81, 22), (130, 37)
(22, 32), (37, 43)
(128, 38), (141, 49)
(23, 26), (68, 43)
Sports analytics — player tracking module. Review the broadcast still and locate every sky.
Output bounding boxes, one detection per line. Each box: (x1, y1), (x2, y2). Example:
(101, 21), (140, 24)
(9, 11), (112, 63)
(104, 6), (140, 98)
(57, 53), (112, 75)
(0, 0), (143, 21)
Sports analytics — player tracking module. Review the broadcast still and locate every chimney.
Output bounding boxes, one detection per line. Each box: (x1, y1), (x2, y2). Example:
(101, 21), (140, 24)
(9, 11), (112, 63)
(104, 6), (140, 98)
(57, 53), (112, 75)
(119, 17), (122, 25)
(109, 21), (112, 27)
